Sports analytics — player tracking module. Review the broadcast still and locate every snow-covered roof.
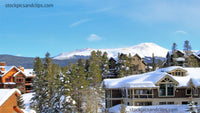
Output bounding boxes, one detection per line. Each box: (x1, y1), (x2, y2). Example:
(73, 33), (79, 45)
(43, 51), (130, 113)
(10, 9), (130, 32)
(0, 66), (35, 77)
(191, 53), (200, 60)
(174, 57), (185, 61)
(0, 89), (21, 106)
(4, 82), (16, 85)
(103, 66), (200, 89)
(24, 69), (35, 77)
(0, 66), (20, 77)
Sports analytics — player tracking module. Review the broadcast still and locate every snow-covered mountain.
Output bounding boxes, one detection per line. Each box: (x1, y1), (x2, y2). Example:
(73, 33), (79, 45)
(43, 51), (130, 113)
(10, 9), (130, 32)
(53, 43), (169, 60)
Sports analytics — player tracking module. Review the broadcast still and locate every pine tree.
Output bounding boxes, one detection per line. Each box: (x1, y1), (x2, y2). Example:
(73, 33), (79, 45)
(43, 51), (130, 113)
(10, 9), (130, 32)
(43, 52), (54, 113)
(183, 40), (192, 57)
(172, 42), (177, 53)
(32, 53), (74, 112)
(102, 52), (109, 78)
(49, 63), (62, 113)
(31, 57), (45, 112)
(117, 53), (128, 77)
(17, 95), (25, 109)
(67, 59), (89, 112)
(157, 59), (163, 69)
(128, 53), (134, 75)
(88, 51), (102, 87)
(183, 40), (194, 67)
(152, 53), (156, 71)
(171, 43), (178, 66)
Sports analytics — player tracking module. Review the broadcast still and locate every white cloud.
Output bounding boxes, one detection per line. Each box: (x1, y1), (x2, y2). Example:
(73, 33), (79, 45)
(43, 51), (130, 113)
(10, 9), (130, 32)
(87, 34), (102, 42)
(70, 19), (90, 27)
(175, 30), (187, 34)
(16, 54), (22, 56)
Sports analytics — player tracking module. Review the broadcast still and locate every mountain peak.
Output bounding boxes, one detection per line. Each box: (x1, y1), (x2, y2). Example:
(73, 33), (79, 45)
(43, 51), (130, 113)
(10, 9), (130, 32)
(53, 42), (169, 60)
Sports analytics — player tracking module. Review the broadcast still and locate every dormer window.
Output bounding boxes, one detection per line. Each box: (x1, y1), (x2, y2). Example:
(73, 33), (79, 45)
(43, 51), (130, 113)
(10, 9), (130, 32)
(168, 69), (187, 76)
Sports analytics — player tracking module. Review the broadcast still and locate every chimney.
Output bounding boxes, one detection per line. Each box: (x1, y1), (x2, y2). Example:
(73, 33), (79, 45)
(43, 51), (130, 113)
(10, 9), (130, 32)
(0, 62), (6, 66)
(18, 66), (24, 72)
(1, 67), (5, 71)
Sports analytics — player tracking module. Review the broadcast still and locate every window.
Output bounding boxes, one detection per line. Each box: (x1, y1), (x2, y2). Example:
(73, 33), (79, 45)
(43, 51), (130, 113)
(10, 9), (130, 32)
(194, 88), (198, 95)
(182, 101), (189, 105)
(5, 77), (11, 82)
(134, 89), (153, 98)
(159, 102), (174, 105)
(16, 78), (24, 83)
(160, 84), (166, 96)
(159, 77), (175, 97)
(6, 85), (10, 88)
(186, 89), (191, 95)
(135, 89), (140, 94)
(159, 102), (166, 105)
(106, 100), (111, 108)
(171, 70), (185, 76)
(167, 84), (174, 96)
(168, 102), (174, 105)
(135, 102), (152, 106)
(186, 87), (198, 95)
(106, 90), (111, 98)
(134, 89), (152, 94)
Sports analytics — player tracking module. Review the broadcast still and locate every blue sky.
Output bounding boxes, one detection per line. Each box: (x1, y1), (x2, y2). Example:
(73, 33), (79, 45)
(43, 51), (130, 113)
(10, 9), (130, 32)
(0, 0), (200, 58)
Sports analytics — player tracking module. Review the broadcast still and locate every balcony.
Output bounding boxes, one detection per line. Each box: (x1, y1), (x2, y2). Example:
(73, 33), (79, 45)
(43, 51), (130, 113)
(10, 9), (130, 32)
(25, 81), (32, 86)
(26, 88), (32, 93)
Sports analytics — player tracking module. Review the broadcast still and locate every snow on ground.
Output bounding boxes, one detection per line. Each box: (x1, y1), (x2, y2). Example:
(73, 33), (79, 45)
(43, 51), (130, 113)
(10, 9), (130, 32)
(107, 104), (199, 113)
(22, 93), (36, 113)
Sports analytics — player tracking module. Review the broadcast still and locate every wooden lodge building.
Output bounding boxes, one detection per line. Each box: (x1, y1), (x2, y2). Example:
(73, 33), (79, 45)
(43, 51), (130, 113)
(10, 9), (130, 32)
(103, 66), (200, 108)
(0, 62), (35, 93)
(0, 89), (23, 113)
(103, 54), (146, 78)
(164, 50), (200, 67)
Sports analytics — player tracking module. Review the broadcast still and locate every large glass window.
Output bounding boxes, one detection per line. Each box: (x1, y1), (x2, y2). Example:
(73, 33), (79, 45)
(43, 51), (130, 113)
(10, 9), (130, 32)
(160, 84), (166, 96)
(159, 78), (175, 97)
(167, 84), (174, 96)
(186, 87), (198, 95)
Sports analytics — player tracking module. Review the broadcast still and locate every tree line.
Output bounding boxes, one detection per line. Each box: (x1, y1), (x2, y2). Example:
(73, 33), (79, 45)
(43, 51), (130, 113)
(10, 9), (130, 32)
(31, 50), (154, 112)
(170, 40), (199, 67)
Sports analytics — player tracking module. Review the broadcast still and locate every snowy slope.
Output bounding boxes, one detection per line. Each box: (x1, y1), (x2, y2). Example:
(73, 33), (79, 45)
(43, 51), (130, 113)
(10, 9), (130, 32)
(53, 43), (169, 60)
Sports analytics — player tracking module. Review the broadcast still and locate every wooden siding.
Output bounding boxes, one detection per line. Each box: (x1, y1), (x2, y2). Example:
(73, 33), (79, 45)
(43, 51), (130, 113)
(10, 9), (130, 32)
(0, 92), (22, 113)
(2, 68), (18, 83)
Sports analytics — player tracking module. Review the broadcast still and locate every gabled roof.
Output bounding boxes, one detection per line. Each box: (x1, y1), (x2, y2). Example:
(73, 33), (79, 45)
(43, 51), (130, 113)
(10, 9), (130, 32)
(103, 66), (200, 89)
(168, 50), (185, 56)
(0, 66), (35, 78)
(191, 53), (200, 60)
(0, 66), (20, 77)
(24, 69), (35, 77)
(0, 89), (21, 106)
(160, 66), (187, 73)
(155, 74), (179, 86)
(133, 53), (142, 59)
(13, 71), (26, 77)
